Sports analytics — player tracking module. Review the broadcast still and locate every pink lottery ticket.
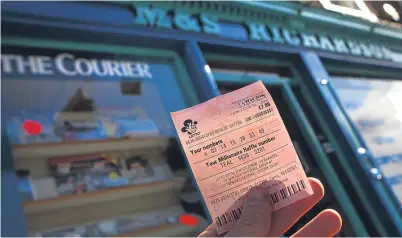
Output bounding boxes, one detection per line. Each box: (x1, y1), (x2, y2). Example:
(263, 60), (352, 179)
(171, 81), (313, 234)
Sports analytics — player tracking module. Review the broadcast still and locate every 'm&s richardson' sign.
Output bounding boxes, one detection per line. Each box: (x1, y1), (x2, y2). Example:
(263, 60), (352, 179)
(133, 5), (397, 61)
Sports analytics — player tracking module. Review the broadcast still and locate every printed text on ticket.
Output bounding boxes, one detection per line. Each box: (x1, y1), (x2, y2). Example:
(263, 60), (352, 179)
(171, 81), (313, 234)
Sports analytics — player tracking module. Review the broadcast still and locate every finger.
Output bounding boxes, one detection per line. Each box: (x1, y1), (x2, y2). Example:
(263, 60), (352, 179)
(198, 224), (218, 237)
(267, 177), (325, 236)
(226, 186), (272, 237)
(291, 209), (342, 237)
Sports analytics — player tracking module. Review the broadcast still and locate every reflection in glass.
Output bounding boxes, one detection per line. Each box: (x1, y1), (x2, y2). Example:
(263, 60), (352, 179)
(332, 77), (402, 208)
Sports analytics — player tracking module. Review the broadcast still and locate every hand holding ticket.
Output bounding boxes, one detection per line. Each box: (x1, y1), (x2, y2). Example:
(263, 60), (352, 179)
(171, 81), (335, 235)
(199, 179), (342, 237)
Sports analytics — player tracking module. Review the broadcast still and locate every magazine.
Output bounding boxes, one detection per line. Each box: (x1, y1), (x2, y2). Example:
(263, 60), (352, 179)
(48, 153), (128, 196)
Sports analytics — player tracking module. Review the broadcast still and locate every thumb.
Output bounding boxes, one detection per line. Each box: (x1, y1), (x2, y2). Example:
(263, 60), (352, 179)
(226, 187), (272, 237)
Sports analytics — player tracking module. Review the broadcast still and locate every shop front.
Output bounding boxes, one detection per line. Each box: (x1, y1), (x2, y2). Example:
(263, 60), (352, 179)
(2, 1), (402, 237)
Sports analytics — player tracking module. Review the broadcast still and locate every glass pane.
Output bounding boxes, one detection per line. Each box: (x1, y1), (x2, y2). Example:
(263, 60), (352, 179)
(2, 45), (204, 236)
(331, 77), (402, 209)
(2, 47), (188, 143)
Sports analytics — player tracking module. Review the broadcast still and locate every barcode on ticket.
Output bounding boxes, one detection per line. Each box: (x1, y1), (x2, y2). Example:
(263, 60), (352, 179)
(271, 180), (306, 204)
(215, 180), (306, 228)
(215, 207), (243, 228)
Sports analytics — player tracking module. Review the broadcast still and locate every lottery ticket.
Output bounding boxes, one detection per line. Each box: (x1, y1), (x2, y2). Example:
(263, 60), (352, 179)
(171, 81), (313, 234)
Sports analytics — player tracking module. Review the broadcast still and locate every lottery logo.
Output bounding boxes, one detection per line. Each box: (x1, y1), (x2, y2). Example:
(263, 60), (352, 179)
(181, 119), (198, 135)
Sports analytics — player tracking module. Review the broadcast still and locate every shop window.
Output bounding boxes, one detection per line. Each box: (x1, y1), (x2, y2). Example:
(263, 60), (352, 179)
(331, 76), (402, 208)
(2, 47), (189, 142)
(1, 45), (207, 236)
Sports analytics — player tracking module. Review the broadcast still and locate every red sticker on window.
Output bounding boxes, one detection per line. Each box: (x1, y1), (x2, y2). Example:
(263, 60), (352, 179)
(23, 120), (42, 135)
(179, 214), (198, 226)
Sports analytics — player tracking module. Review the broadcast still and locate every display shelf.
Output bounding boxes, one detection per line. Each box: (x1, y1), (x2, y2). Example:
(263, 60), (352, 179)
(116, 223), (199, 237)
(25, 178), (185, 233)
(12, 136), (171, 159)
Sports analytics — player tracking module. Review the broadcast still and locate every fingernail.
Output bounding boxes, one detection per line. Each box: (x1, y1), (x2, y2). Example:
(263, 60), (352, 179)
(247, 187), (264, 205)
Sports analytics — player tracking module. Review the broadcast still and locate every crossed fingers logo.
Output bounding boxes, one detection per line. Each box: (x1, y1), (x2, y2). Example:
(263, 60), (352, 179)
(181, 119), (198, 135)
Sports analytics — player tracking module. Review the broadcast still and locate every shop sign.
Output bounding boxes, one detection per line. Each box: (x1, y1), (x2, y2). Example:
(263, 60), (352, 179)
(1, 53), (153, 78)
(133, 6), (393, 61)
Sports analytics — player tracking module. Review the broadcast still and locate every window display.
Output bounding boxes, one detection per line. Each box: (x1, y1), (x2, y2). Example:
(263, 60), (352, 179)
(331, 77), (402, 209)
(1, 45), (208, 236)
(48, 153), (128, 196)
